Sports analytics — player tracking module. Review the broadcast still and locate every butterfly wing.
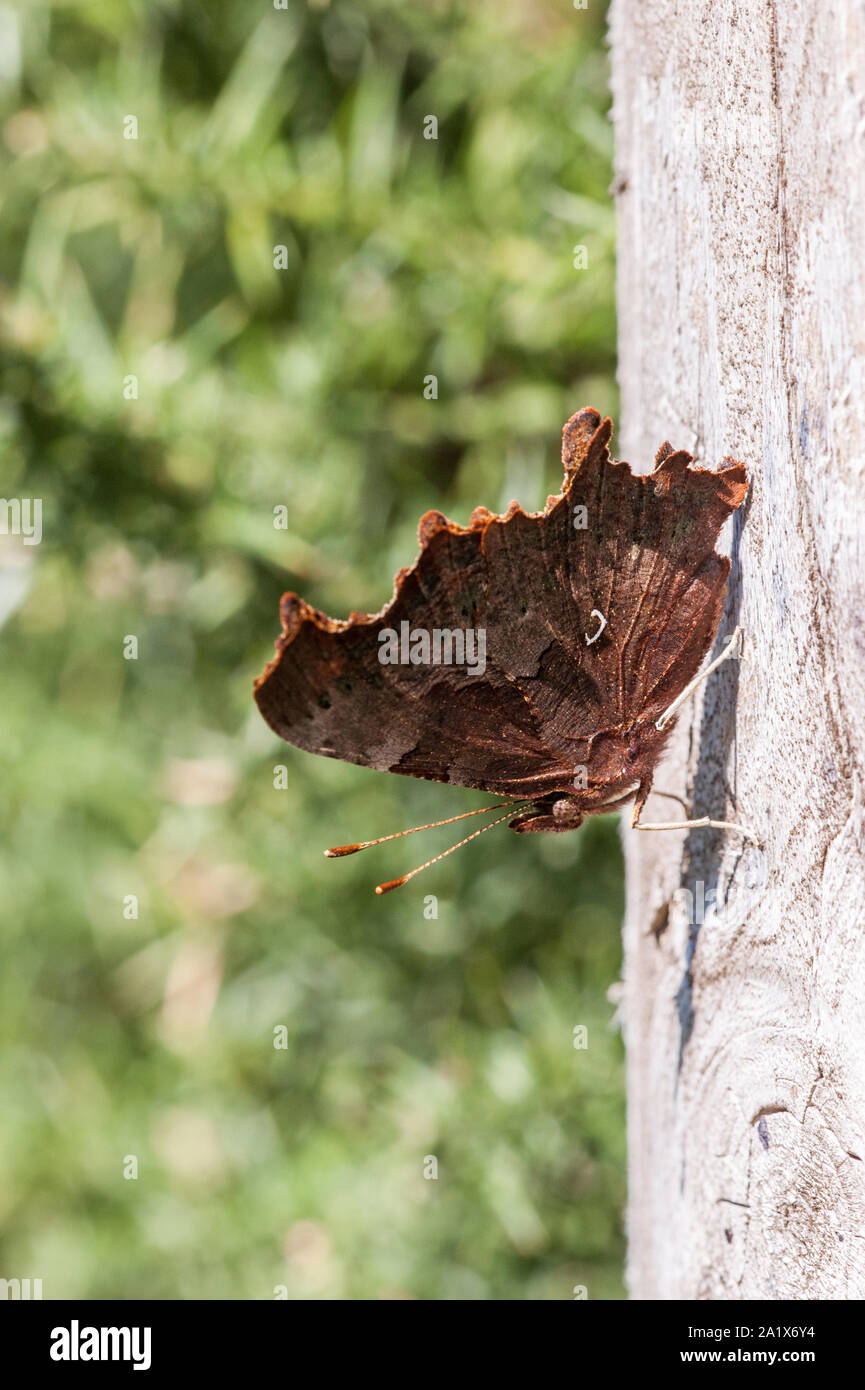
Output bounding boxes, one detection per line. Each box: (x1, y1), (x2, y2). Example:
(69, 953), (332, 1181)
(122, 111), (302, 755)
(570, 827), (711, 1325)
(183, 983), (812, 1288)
(551, 412), (749, 735)
(254, 410), (748, 797)
(253, 528), (578, 798)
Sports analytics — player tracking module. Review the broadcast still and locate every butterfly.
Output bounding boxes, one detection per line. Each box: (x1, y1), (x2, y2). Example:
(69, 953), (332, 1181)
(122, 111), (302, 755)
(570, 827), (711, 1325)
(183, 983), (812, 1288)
(254, 408), (751, 892)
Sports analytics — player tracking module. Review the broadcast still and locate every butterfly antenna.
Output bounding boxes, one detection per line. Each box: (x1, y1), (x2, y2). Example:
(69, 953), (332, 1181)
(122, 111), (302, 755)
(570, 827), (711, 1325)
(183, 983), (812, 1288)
(324, 800), (527, 858)
(374, 805), (531, 896)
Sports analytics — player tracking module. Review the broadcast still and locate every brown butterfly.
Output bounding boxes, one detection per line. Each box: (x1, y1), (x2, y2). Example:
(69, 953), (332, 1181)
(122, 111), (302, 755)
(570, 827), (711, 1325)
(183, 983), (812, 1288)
(254, 408), (752, 892)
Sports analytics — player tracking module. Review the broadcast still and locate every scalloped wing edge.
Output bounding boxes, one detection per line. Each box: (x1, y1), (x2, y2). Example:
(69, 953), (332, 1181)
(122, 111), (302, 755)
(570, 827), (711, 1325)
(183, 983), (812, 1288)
(253, 408), (748, 697)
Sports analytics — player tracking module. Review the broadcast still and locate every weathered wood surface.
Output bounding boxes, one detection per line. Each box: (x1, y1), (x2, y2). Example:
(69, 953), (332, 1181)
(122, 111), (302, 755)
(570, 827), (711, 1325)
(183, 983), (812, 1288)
(610, 0), (865, 1299)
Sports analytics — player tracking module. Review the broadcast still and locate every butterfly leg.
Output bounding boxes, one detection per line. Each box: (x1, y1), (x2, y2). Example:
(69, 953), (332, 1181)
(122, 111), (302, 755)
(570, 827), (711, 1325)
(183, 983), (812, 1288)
(632, 813), (761, 841)
(656, 626), (744, 732)
(630, 791), (760, 843)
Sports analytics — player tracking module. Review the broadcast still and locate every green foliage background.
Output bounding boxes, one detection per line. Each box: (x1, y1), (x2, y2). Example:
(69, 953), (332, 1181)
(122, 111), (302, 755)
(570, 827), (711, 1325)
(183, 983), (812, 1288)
(0, 0), (624, 1299)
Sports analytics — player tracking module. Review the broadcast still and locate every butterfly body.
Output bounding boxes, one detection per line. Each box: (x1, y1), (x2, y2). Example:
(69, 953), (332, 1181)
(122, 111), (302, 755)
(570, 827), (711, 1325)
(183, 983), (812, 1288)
(505, 723), (672, 834)
(255, 409), (748, 858)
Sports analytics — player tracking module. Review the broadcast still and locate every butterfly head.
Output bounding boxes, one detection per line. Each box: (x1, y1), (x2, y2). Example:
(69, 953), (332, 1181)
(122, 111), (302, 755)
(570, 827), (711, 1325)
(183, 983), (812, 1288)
(508, 771), (648, 835)
(508, 796), (585, 835)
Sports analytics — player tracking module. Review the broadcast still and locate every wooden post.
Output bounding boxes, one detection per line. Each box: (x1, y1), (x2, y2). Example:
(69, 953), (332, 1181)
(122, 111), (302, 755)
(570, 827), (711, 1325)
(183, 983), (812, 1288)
(610, 0), (865, 1299)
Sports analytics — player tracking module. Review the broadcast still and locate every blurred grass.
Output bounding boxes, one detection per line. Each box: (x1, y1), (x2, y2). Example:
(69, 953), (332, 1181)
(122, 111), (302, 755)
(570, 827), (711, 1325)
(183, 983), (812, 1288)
(0, 0), (624, 1299)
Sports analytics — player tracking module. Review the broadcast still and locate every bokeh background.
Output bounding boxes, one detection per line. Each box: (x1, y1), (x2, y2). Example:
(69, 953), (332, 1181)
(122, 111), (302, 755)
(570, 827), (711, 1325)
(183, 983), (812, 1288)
(0, 0), (624, 1299)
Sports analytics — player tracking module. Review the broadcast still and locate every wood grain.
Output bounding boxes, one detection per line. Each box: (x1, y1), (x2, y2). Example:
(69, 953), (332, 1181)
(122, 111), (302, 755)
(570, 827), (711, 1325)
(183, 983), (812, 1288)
(610, 0), (865, 1299)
